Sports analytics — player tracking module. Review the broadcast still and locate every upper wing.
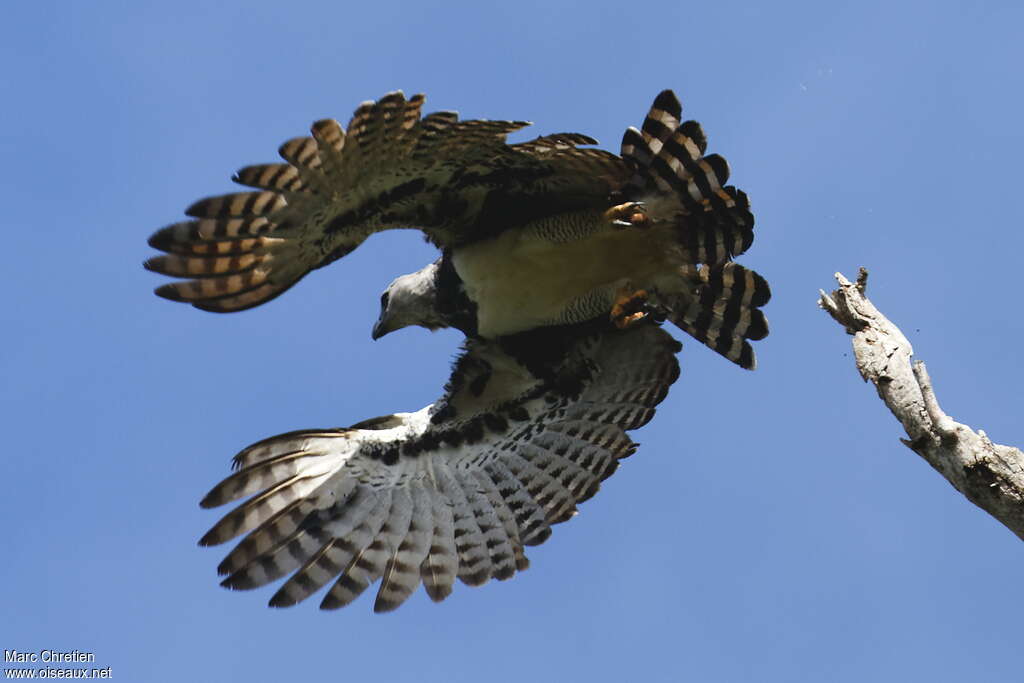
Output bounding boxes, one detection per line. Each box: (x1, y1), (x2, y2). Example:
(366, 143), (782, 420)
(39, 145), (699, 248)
(144, 91), (629, 313)
(198, 321), (680, 612)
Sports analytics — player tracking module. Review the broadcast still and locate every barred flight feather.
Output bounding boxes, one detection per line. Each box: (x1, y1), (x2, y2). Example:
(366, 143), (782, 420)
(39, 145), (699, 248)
(199, 449), (322, 508)
(484, 459), (551, 546)
(325, 535), (393, 608)
(473, 470), (529, 571)
(215, 499), (314, 577)
(309, 118), (347, 181)
(534, 430), (619, 484)
(366, 487), (416, 612)
(278, 490), (391, 608)
(218, 477), (367, 585)
(232, 163), (306, 194)
(375, 483), (433, 612)
(278, 136), (322, 170)
(550, 421), (637, 460)
(530, 437), (605, 503)
(458, 470), (517, 581)
(220, 527), (323, 590)
(420, 489), (458, 602)
(515, 443), (580, 525)
(441, 465), (493, 587)
(200, 321), (679, 612)
(199, 466), (336, 546)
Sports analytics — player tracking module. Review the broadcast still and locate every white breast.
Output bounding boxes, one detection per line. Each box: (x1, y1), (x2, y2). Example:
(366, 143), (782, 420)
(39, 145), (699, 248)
(452, 220), (674, 338)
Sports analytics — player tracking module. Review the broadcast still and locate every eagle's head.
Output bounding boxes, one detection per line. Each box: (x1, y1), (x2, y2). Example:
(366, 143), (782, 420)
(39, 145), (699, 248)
(372, 262), (447, 339)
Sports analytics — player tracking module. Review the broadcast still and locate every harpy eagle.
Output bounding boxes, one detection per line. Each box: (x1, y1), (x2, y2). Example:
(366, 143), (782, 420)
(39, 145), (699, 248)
(145, 91), (771, 612)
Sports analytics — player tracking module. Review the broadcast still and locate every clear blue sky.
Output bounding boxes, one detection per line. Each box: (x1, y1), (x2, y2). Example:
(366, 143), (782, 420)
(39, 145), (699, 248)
(4, 1), (1023, 681)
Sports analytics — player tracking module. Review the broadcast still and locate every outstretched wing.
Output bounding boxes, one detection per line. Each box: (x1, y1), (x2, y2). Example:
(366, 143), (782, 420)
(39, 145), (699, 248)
(198, 321), (680, 612)
(145, 91), (629, 312)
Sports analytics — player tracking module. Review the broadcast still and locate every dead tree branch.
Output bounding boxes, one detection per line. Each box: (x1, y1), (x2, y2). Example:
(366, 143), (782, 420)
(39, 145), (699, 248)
(819, 269), (1024, 541)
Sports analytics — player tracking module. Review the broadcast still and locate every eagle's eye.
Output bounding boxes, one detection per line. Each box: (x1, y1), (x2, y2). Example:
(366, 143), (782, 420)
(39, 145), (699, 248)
(380, 292), (390, 310)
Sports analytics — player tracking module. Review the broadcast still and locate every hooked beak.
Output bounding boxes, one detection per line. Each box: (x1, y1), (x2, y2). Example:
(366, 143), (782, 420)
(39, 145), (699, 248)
(371, 317), (388, 340)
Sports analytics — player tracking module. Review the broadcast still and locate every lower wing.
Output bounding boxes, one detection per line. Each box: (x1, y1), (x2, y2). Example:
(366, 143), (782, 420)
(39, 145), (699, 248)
(197, 320), (680, 612)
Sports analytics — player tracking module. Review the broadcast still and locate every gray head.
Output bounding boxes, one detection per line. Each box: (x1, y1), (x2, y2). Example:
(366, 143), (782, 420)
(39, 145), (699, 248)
(371, 261), (447, 340)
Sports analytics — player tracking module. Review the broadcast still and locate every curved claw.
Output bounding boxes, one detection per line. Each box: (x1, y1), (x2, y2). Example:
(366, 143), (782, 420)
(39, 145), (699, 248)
(611, 286), (651, 329)
(605, 201), (650, 229)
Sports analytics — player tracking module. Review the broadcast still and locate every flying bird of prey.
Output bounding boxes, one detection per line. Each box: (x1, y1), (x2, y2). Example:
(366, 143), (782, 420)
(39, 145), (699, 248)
(146, 90), (771, 612)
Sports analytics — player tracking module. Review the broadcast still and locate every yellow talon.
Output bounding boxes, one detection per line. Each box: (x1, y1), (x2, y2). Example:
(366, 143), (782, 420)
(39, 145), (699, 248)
(611, 286), (650, 329)
(604, 201), (650, 229)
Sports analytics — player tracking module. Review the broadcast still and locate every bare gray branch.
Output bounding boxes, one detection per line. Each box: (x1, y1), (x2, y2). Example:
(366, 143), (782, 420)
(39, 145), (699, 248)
(819, 270), (1024, 541)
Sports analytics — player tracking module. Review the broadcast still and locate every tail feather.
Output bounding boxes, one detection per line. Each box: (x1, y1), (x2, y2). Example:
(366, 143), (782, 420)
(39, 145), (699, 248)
(681, 187), (755, 265)
(640, 89), (683, 147)
(679, 120), (708, 155)
(664, 262), (771, 370)
(622, 89), (756, 265)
